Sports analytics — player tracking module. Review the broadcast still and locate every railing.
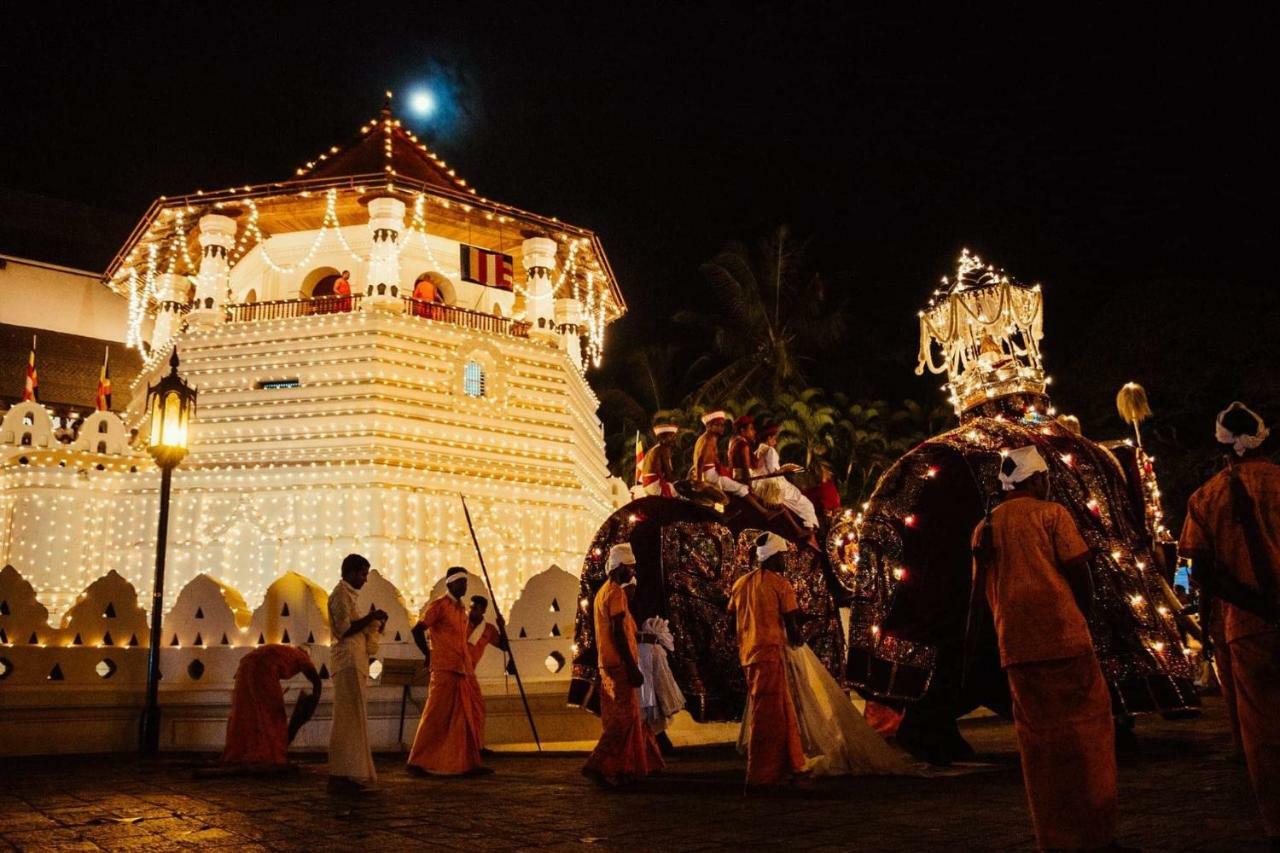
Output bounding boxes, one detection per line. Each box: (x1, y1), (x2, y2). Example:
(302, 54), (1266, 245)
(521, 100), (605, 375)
(401, 298), (530, 338)
(222, 294), (530, 339)
(226, 294), (362, 322)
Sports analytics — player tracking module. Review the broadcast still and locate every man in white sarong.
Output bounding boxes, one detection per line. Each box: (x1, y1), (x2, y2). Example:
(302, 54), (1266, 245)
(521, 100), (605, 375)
(692, 411), (751, 498)
(754, 425), (819, 529)
(636, 614), (686, 752)
(327, 553), (387, 793)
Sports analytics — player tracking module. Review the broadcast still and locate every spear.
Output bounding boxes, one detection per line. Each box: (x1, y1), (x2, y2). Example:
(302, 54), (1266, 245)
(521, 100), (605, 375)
(459, 494), (542, 751)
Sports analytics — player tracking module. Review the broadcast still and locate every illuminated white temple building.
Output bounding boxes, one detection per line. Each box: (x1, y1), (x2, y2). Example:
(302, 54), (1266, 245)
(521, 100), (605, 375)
(0, 104), (628, 752)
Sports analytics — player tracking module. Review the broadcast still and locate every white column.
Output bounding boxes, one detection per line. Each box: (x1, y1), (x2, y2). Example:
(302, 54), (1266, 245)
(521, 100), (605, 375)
(554, 297), (584, 368)
(522, 236), (557, 345)
(188, 214), (235, 328)
(150, 273), (189, 348)
(363, 196), (405, 312)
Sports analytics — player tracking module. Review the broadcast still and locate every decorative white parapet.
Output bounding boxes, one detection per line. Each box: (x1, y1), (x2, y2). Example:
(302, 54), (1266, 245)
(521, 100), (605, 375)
(522, 236), (558, 345)
(188, 214), (236, 328)
(151, 273), (190, 349)
(363, 196), (406, 312)
(554, 297), (585, 367)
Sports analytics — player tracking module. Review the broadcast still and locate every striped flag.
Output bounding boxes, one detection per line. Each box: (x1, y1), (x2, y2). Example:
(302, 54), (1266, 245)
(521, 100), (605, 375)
(96, 347), (112, 411)
(459, 244), (514, 290)
(22, 335), (37, 402)
(633, 431), (643, 486)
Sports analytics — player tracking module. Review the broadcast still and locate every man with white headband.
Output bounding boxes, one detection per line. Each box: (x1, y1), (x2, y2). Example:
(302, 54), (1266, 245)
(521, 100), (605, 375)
(727, 531), (805, 787)
(582, 543), (664, 786)
(970, 445), (1118, 850)
(640, 424), (679, 497)
(1180, 402), (1279, 842)
(691, 410), (752, 499)
(408, 566), (489, 776)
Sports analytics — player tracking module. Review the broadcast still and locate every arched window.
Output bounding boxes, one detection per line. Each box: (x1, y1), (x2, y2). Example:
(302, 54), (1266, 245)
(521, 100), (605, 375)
(98, 421), (109, 434)
(244, 288), (258, 304)
(301, 267), (342, 298)
(463, 361), (486, 398)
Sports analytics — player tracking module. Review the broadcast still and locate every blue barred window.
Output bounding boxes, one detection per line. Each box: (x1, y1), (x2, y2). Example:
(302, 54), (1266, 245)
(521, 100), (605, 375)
(463, 361), (486, 398)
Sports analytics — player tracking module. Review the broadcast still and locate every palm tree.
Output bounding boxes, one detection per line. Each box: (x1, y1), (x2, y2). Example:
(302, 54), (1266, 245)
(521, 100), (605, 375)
(677, 226), (847, 406)
(775, 387), (839, 469)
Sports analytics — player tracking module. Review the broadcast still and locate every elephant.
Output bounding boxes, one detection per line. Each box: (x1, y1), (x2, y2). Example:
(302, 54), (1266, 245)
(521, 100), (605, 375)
(832, 393), (1199, 764)
(568, 494), (848, 722)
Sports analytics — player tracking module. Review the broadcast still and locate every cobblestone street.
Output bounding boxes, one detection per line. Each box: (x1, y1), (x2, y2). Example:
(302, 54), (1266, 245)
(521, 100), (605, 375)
(0, 698), (1266, 852)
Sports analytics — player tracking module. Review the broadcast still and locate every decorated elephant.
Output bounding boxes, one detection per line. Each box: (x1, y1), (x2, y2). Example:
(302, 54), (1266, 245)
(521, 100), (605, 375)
(834, 251), (1198, 763)
(568, 494), (847, 722)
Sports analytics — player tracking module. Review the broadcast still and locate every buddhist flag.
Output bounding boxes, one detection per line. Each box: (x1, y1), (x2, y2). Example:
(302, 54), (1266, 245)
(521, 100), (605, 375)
(634, 431), (643, 486)
(22, 335), (37, 402)
(459, 244), (514, 290)
(96, 347), (112, 411)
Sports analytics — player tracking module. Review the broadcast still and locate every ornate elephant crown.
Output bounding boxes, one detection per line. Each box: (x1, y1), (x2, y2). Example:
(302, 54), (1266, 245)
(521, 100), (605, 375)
(916, 249), (1046, 415)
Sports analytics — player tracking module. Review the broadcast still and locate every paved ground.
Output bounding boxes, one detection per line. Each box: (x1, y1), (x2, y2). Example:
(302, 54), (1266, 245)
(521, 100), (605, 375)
(0, 698), (1267, 852)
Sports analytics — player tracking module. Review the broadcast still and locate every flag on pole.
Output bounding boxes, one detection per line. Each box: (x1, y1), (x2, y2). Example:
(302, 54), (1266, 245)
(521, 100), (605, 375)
(96, 347), (112, 411)
(459, 244), (515, 290)
(633, 431), (643, 486)
(22, 335), (37, 402)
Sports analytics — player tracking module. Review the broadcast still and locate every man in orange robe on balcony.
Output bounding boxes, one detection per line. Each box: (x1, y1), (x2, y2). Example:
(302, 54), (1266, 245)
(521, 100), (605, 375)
(412, 273), (440, 319)
(222, 644), (322, 767)
(582, 543), (664, 787)
(970, 445), (1118, 851)
(333, 269), (353, 312)
(1180, 402), (1280, 844)
(407, 567), (489, 776)
(728, 531), (806, 788)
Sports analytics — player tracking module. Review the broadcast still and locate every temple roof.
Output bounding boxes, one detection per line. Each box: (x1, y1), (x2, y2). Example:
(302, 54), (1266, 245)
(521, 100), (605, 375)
(294, 104), (476, 194)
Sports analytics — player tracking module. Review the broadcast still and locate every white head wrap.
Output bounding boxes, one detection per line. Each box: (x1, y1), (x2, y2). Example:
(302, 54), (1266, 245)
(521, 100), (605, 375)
(998, 445), (1049, 491)
(445, 566), (468, 580)
(1215, 402), (1269, 457)
(653, 424), (678, 436)
(700, 410), (727, 426)
(607, 543), (636, 572)
(755, 531), (789, 563)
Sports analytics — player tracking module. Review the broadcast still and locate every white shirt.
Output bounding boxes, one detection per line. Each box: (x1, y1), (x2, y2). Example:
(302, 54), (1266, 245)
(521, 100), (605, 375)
(329, 579), (371, 676)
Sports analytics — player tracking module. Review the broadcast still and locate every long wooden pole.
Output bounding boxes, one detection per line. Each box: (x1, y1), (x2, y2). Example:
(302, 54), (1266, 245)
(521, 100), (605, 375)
(459, 495), (542, 751)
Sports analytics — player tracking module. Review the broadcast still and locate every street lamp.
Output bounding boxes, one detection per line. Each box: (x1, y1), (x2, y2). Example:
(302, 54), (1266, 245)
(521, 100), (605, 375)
(140, 348), (196, 753)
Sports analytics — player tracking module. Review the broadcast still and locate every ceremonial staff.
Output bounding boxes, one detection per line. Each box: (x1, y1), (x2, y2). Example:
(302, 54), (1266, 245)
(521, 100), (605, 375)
(460, 494), (543, 751)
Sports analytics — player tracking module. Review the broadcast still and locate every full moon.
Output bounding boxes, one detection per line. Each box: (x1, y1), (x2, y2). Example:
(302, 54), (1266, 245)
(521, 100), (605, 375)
(408, 89), (438, 118)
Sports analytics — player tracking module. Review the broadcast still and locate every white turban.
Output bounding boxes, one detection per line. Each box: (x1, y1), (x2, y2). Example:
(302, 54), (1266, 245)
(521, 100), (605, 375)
(999, 445), (1049, 491)
(755, 531), (789, 563)
(1215, 402), (1269, 457)
(607, 543), (636, 572)
(700, 410), (727, 425)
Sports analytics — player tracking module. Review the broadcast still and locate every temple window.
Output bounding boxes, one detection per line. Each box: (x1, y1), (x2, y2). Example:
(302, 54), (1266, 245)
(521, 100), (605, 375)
(463, 361), (486, 398)
(302, 266), (341, 298)
(98, 421), (109, 434)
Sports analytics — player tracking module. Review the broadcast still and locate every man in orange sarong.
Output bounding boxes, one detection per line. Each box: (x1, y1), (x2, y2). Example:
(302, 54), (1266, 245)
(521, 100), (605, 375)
(333, 269), (353, 312)
(465, 595), (507, 753)
(222, 644), (321, 767)
(1179, 402), (1280, 843)
(407, 567), (489, 776)
(412, 273), (440, 319)
(582, 543), (664, 787)
(728, 531), (806, 788)
(970, 445), (1118, 851)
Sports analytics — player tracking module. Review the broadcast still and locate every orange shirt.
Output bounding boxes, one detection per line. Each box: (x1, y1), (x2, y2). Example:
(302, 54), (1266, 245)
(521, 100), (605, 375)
(971, 495), (1093, 667)
(1179, 459), (1280, 643)
(223, 644), (314, 764)
(469, 622), (501, 665)
(727, 568), (799, 666)
(413, 279), (439, 302)
(334, 277), (351, 296)
(421, 595), (473, 675)
(593, 579), (638, 671)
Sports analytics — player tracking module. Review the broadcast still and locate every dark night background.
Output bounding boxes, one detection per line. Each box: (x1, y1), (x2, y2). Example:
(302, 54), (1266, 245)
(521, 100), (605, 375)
(2, 3), (1276, 519)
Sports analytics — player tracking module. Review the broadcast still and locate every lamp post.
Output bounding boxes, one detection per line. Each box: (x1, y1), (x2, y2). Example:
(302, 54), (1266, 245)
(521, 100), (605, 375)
(140, 349), (196, 754)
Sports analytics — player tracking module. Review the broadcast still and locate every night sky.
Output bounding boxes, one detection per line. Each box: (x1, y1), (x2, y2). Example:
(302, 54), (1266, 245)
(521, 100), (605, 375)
(2, 4), (1275, 422)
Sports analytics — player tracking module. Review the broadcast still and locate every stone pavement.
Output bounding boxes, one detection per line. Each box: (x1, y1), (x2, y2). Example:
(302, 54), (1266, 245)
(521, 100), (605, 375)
(0, 698), (1267, 852)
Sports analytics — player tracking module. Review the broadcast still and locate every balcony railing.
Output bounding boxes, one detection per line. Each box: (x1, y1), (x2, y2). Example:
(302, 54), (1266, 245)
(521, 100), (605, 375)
(401, 298), (530, 338)
(222, 295), (529, 339)
(226, 295), (362, 322)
